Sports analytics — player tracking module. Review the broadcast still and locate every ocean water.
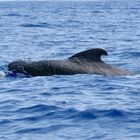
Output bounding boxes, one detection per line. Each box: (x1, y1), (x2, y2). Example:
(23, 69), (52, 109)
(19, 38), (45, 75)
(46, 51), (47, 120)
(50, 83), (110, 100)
(0, 0), (140, 140)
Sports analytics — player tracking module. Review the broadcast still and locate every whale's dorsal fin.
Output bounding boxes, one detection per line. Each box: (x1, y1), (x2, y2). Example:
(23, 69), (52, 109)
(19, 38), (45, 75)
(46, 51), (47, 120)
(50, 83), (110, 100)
(69, 48), (108, 62)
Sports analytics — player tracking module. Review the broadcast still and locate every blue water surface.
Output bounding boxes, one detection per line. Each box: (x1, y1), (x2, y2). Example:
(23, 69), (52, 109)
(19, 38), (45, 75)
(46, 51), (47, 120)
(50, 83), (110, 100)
(0, 0), (140, 140)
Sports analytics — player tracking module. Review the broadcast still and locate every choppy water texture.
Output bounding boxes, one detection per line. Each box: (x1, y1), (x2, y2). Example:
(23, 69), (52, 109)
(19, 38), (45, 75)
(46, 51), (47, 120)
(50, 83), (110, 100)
(0, 0), (140, 140)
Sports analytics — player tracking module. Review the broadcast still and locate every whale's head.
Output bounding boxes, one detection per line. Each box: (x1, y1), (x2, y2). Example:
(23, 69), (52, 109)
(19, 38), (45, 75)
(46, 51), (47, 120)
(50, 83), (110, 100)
(8, 60), (27, 72)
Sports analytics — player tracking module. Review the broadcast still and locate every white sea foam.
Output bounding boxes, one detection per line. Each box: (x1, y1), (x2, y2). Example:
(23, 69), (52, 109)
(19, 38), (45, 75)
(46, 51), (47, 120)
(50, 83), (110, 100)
(0, 71), (5, 78)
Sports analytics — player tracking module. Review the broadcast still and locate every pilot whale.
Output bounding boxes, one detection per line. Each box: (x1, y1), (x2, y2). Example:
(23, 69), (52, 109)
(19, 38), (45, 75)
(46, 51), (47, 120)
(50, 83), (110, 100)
(8, 48), (135, 76)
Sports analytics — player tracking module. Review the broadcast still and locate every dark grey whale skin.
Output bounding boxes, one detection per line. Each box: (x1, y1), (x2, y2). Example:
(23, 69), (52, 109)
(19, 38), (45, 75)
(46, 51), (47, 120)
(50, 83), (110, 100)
(8, 48), (135, 76)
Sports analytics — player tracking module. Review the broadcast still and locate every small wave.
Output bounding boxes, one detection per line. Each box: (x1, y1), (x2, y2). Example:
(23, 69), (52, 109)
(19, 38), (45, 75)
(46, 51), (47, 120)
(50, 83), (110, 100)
(0, 119), (12, 126)
(68, 109), (97, 120)
(102, 108), (126, 117)
(128, 51), (140, 58)
(119, 51), (140, 59)
(15, 124), (73, 134)
(4, 13), (21, 17)
(20, 22), (51, 28)
(93, 10), (103, 14)
(3, 13), (29, 17)
(14, 107), (77, 122)
(14, 106), (132, 123)
(12, 108), (134, 135)
(66, 108), (130, 121)
(16, 104), (60, 113)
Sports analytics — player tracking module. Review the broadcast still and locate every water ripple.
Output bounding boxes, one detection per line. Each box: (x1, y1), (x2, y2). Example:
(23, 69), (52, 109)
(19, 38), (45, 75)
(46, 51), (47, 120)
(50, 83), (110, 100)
(20, 22), (51, 28)
(16, 104), (60, 113)
(15, 124), (74, 134)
